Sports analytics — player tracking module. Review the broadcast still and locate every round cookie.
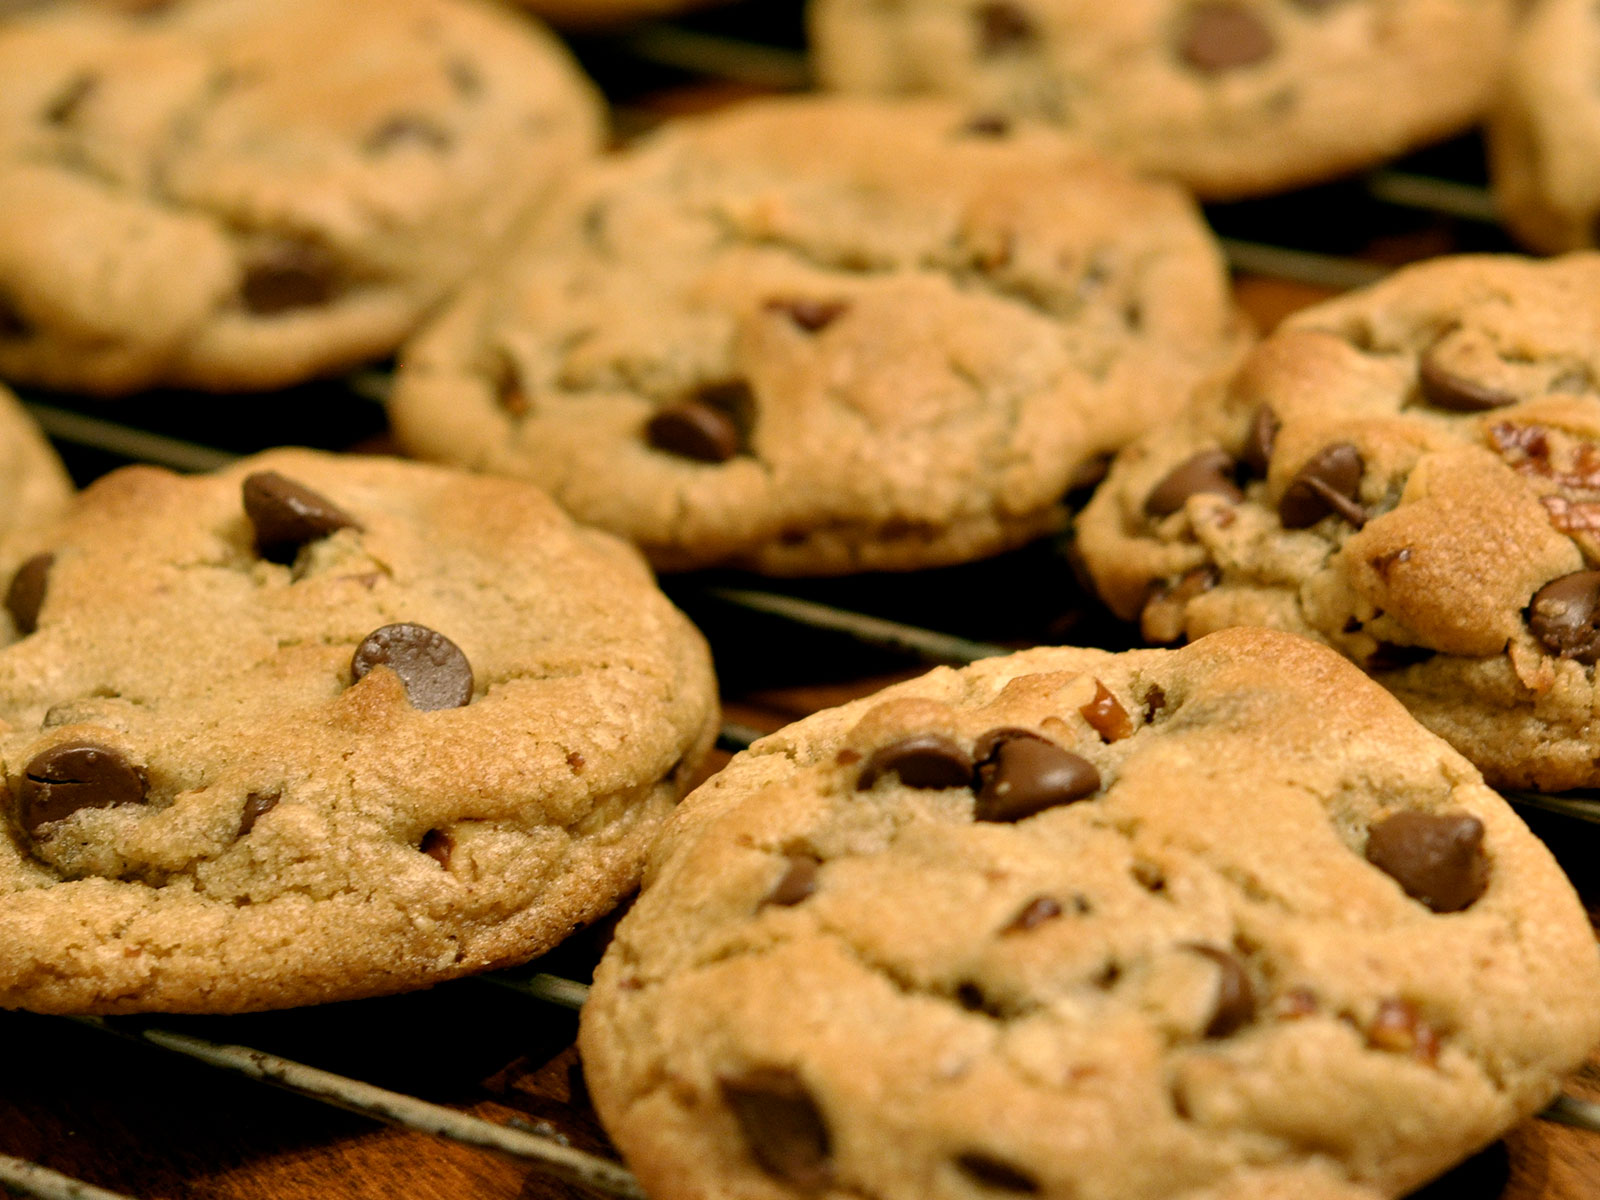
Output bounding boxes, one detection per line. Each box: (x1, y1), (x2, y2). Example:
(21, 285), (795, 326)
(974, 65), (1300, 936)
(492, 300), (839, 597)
(0, 0), (602, 394)
(390, 96), (1247, 575)
(579, 628), (1600, 1200)
(0, 449), (718, 1013)
(1075, 252), (1600, 792)
(1489, 0), (1600, 252)
(809, 0), (1516, 201)
(0, 382), (73, 537)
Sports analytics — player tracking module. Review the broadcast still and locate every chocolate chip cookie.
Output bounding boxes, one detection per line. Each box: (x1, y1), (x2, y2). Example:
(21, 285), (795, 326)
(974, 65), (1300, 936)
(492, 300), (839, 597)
(1075, 252), (1600, 791)
(390, 95), (1247, 575)
(810, 0), (1516, 200)
(579, 628), (1600, 1200)
(0, 449), (718, 1013)
(1489, 0), (1600, 252)
(0, 382), (72, 538)
(0, 0), (601, 394)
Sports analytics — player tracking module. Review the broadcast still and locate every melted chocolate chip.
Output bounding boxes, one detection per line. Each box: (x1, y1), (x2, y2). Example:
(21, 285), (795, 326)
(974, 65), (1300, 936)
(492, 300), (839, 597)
(420, 828), (454, 868)
(1278, 442), (1366, 528)
(6, 553), (53, 635)
(721, 1070), (832, 1189)
(1144, 450), (1243, 518)
(1528, 571), (1600, 663)
(351, 623), (474, 711)
(766, 297), (849, 333)
(238, 790), (280, 837)
(973, 732), (1099, 822)
(1183, 944), (1255, 1038)
(1002, 895), (1063, 933)
(18, 742), (147, 837)
(1417, 344), (1517, 413)
(764, 854), (820, 907)
(1240, 405), (1279, 478)
(241, 240), (339, 314)
(242, 471), (359, 564)
(1079, 679), (1133, 742)
(366, 114), (453, 154)
(1179, 2), (1276, 73)
(857, 734), (974, 790)
(976, 2), (1038, 54)
(1365, 811), (1488, 913)
(42, 72), (97, 126)
(955, 1153), (1040, 1194)
(647, 401), (743, 463)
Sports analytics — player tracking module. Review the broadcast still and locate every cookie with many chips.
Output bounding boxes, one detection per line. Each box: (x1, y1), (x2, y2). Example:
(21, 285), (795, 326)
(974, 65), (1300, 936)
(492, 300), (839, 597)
(579, 628), (1600, 1200)
(810, 0), (1515, 200)
(390, 96), (1246, 574)
(1076, 252), (1600, 791)
(0, 0), (601, 394)
(0, 449), (718, 1013)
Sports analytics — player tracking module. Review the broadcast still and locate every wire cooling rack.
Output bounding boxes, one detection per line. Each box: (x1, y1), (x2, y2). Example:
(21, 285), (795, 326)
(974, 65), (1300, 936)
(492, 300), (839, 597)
(4, 4), (1600, 1199)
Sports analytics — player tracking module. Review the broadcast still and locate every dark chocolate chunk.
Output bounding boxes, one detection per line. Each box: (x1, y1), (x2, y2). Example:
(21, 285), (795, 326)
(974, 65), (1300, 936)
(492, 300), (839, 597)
(1144, 449), (1243, 518)
(42, 72), (97, 126)
(1528, 571), (1600, 664)
(238, 790), (280, 837)
(764, 854), (820, 907)
(18, 742), (147, 836)
(955, 1152), (1040, 1193)
(1002, 895), (1063, 933)
(241, 239), (339, 314)
(1418, 344), (1517, 412)
(721, 1070), (832, 1189)
(1079, 679), (1133, 742)
(857, 734), (974, 791)
(366, 114), (453, 154)
(1240, 405), (1279, 477)
(6, 553), (52, 635)
(420, 828), (453, 868)
(1183, 943), (1256, 1038)
(766, 297), (849, 333)
(351, 623), (474, 711)
(1278, 442), (1365, 528)
(647, 401), (743, 463)
(975, 2), (1038, 55)
(973, 732), (1099, 822)
(1179, 3), (1276, 73)
(1367, 997), (1440, 1063)
(242, 471), (359, 564)
(1365, 811), (1488, 913)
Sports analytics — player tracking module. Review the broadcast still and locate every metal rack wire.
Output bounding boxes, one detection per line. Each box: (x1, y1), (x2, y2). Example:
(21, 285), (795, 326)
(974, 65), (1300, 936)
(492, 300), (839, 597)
(1, 5), (1596, 1200)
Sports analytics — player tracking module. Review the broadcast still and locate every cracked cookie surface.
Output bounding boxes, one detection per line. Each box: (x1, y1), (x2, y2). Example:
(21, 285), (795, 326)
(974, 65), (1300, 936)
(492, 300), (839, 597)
(1076, 252), (1600, 791)
(810, 0), (1514, 201)
(0, 0), (601, 394)
(579, 628), (1600, 1200)
(389, 95), (1246, 575)
(0, 449), (718, 1013)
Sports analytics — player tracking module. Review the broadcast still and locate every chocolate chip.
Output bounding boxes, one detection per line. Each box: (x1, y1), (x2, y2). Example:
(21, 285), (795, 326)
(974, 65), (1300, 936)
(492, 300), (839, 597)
(420, 828), (453, 868)
(1240, 405), (1279, 477)
(1366, 642), (1436, 672)
(1365, 811), (1488, 913)
(1079, 679), (1133, 743)
(955, 1153), (1040, 1193)
(1418, 344), (1517, 413)
(647, 399), (743, 463)
(238, 790), (280, 837)
(366, 114), (453, 154)
(1367, 998), (1440, 1063)
(766, 297), (849, 333)
(1183, 944), (1255, 1038)
(17, 742), (147, 837)
(721, 1070), (832, 1189)
(973, 732), (1099, 822)
(1528, 571), (1600, 664)
(764, 854), (820, 907)
(857, 734), (974, 790)
(241, 239), (339, 314)
(1278, 442), (1365, 529)
(351, 623), (474, 711)
(6, 553), (53, 636)
(242, 471), (359, 565)
(42, 72), (97, 126)
(1179, 3), (1276, 73)
(1144, 450), (1243, 518)
(963, 112), (1012, 137)
(1142, 684), (1167, 722)
(975, 2), (1037, 54)
(1002, 895), (1063, 933)
(0, 293), (30, 338)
